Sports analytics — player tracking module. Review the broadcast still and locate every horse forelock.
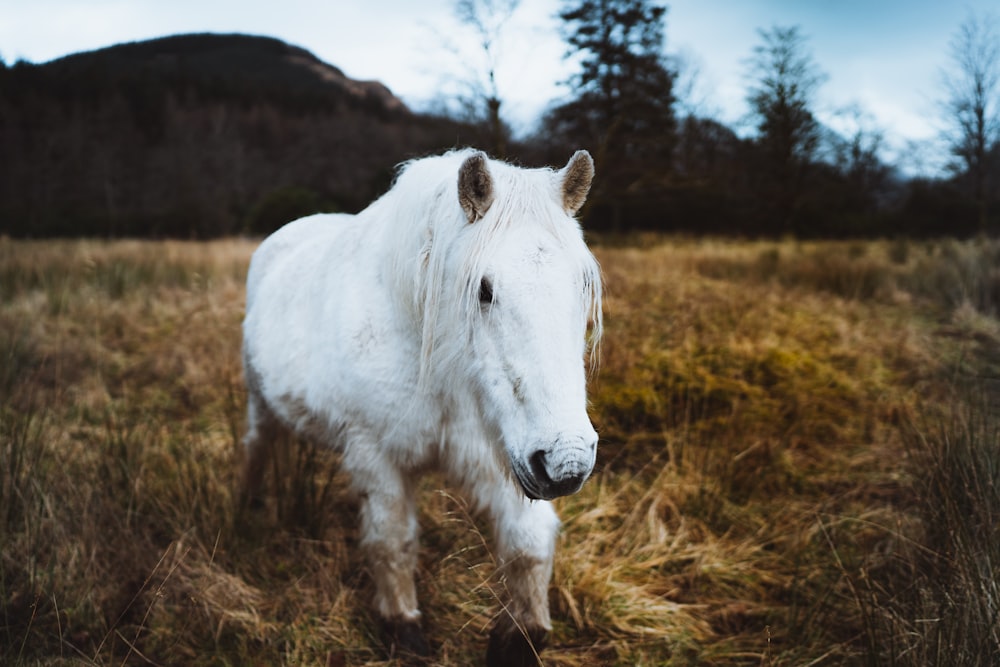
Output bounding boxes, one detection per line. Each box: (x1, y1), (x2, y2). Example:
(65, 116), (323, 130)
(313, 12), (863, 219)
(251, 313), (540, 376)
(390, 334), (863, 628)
(376, 151), (603, 388)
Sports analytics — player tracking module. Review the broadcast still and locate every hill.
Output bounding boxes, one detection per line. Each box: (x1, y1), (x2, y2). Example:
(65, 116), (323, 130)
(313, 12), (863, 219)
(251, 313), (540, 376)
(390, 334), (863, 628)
(0, 33), (478, 237)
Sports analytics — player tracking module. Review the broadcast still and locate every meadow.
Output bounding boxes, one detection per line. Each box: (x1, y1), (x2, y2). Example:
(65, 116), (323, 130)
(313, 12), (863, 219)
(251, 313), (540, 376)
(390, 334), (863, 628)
(2, 234), (999, 665)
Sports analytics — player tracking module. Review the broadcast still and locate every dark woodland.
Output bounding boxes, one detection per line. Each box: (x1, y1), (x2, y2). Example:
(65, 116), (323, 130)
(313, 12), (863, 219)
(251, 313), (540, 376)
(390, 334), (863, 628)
(1, 15), (998, 238)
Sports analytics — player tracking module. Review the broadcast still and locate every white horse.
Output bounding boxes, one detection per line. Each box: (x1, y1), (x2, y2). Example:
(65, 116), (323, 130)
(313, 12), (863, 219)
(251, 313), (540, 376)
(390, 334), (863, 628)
(241, 149), (602, 665)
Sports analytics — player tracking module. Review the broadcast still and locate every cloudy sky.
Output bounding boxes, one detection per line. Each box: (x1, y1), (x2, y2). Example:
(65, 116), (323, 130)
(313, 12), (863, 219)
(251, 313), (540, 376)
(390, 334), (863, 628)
(2, 0), (996, 174)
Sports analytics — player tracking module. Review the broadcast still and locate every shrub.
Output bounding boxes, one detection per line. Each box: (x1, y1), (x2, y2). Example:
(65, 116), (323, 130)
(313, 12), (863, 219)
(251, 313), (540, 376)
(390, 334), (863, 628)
(244, 186), (331, 236)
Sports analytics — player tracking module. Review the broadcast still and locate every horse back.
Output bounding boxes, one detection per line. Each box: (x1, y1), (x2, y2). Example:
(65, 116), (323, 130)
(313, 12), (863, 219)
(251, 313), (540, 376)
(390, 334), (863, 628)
(246, 213), (354, 311)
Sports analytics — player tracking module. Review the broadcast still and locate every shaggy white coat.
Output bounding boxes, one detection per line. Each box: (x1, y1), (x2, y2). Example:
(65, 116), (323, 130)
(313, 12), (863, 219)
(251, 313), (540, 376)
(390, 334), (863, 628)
(241, 149), (602, 639)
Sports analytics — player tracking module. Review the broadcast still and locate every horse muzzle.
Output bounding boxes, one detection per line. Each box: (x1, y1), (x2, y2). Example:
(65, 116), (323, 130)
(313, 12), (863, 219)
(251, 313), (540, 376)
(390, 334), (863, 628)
(512, 431), (598, 501)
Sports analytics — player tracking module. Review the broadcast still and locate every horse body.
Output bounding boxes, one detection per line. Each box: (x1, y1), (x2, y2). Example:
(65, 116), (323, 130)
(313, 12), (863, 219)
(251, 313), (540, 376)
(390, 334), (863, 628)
(241, 149), (601, 665)
(244, 211), (438, 461)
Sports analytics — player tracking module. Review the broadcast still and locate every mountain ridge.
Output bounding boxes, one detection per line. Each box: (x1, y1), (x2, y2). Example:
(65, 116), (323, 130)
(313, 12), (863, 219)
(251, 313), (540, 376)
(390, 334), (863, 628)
(32, 32), (408, 115)
(0, 32), (481, 238)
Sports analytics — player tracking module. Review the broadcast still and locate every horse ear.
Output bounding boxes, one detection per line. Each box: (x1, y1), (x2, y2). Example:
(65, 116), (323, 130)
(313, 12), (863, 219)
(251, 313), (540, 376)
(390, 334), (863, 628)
(458, 151), (495, 223)
(560, 150), (594, 216)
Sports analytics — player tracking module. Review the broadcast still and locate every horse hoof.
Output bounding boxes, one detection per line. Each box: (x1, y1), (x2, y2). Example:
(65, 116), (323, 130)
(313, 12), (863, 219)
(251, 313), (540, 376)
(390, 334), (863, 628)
(381, 618), (431, 663)
(486, 623), (548, 667)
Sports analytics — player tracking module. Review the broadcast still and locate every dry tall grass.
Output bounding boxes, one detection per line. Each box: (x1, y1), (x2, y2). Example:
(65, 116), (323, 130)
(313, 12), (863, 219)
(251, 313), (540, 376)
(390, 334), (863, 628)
(2, 235), (998, 665)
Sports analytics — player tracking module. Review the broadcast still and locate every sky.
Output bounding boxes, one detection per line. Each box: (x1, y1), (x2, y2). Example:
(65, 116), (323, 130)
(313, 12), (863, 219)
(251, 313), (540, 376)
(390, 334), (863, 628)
(1, 0), (996, 176)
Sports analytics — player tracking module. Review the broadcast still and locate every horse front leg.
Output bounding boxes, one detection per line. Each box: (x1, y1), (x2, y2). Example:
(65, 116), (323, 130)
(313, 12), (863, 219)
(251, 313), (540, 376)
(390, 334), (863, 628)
(483, 489), (560, 667)
(240, 393), (280, 509)
(352, 460), (429, 660)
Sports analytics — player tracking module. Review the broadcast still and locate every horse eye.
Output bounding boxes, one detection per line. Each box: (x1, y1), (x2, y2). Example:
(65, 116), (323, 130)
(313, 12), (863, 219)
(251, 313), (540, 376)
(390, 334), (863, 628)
(479, 277), (494, 305)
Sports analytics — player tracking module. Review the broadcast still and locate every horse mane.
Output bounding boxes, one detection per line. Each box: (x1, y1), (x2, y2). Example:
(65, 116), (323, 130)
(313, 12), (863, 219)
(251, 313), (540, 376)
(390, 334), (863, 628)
(364, 150), (603, 388)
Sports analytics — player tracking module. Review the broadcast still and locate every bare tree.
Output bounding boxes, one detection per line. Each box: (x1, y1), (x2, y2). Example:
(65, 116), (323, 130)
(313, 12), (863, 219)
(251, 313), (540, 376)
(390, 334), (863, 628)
(452, 0), (521, 157)
(941, 11), (1000, 233)
(745, 25), (826, 232)
(671, 48), (718, 121)
(827, 104), (891, 215)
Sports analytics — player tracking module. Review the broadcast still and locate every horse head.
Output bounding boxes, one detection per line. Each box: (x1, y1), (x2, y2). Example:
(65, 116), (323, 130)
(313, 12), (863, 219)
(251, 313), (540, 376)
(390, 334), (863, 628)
(443, 151), (602, 501)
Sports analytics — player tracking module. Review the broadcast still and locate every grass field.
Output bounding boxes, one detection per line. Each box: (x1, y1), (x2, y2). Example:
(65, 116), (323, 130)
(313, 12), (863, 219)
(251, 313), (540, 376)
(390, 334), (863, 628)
(2, 235), (999, 665)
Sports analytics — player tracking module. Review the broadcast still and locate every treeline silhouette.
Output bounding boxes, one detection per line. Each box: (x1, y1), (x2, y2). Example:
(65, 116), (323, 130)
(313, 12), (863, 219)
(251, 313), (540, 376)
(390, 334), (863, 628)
(0, 32), (996, 238)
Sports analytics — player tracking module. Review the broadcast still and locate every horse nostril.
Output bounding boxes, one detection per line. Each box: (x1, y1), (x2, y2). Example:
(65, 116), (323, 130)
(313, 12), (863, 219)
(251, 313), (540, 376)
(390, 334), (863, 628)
(529, 450), (552, 486)
(527, 448), (589, 499)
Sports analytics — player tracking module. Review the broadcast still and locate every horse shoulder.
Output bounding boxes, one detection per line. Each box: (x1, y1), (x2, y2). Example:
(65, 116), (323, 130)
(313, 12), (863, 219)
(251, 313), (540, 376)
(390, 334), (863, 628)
(244, 213), (358, 402)
(244, 212), (429, 444)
